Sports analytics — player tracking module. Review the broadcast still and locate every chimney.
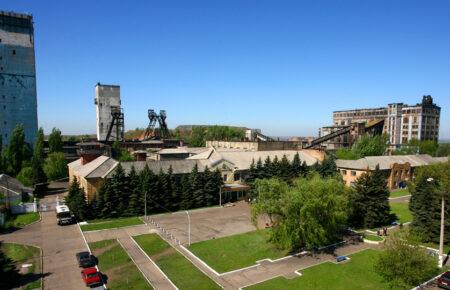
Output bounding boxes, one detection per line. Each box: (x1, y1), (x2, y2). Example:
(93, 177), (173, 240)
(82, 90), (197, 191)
(77, 142), (105, 165)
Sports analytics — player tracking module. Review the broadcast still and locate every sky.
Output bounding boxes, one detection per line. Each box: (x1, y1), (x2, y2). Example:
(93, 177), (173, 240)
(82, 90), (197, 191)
(3, 0), (450, 138)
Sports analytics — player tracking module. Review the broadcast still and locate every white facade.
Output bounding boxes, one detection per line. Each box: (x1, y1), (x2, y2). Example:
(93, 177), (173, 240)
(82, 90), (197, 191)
(95, 83), (122, 141)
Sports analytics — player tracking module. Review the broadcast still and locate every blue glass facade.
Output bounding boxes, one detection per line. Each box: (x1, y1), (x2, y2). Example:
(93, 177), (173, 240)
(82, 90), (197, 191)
(0, 11), (38, 145)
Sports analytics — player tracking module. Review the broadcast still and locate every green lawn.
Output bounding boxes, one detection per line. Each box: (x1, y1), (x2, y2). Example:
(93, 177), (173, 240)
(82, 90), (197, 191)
(1, 242), (42, 290)
(89, 239), (152, 290)
(188, 230), (289, 273)
(133, 234), (221, 290)
(2, 212), (40, 230)
(390, 202), (413, 224)
(390, 189), (410, 198)
(364, 234), (384, 242)
(246, 249), (405, 290)
(81, 216), (143, 231)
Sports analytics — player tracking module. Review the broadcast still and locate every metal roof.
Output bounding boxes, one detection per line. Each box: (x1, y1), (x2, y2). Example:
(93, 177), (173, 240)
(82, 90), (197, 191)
(336, 154), (448, 170)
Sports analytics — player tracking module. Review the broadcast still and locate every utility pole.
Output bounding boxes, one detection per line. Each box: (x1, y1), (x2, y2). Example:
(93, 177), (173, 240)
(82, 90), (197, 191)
(185, 210), (191, 246)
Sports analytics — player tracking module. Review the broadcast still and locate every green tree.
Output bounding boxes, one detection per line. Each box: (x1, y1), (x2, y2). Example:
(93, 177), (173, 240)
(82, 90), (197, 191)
(180, 175), (192, 210)
(108, 163), (129, 216)
(291, 153), (302, 177)
(189, 164), (205, 208)
(436, 143), (450, 157)
(278, 155), (291, 181)
(255, 157), (264, 179)
(48, 128), (63, 153)
(189, 127), (207, 147)
(65, 177), (88, 220)
(0, 242), (21, 289)
(335, 148), (360, 160)
(0, 135), (4, 173)
(5, 124), (26, 175)
(317, 155), (337, 177)
(44, 152), (67, 181)
(374, 230), (438, 289)
(349, 165), (391, 228)
(16, 166), (33, 187)
(410, 161), (450, 243)
(253, 174), (348, 250)
(353, 134), (388, 157)
(127, 166), (141, 216)
(263, 156), (272, 178)
(31, 128), (47, 185)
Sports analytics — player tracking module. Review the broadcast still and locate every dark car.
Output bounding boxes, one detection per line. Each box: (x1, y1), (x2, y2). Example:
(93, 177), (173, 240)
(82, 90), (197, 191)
(76, 251), (96, 268)
(437, 271), (450, 289)
(81, 267), (102, 287)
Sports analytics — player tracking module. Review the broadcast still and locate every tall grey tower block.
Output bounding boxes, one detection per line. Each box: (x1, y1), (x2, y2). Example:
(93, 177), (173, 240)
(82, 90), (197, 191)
(95, 83), (124, 141)
(0, 11), (38, 145)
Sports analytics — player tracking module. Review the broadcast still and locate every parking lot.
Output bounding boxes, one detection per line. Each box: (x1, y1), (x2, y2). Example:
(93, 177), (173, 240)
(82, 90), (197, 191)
(148, 201), (256, 244)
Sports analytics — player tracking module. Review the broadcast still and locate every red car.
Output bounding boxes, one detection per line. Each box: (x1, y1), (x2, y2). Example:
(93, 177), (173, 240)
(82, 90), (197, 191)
(81, 267), (102, 287)
(437, 271), (450, 289)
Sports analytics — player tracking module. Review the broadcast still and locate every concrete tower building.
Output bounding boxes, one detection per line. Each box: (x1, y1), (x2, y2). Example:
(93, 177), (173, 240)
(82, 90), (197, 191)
(0, 11), (38, 145)
(95, 83), (124, 141)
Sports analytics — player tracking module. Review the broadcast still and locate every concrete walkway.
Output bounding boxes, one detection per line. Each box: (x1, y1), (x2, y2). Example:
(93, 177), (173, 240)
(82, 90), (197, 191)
(118, 236), (177, 290)
(1, 211), (88, 290)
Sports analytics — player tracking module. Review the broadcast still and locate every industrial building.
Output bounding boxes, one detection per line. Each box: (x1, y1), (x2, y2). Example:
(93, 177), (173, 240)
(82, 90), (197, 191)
(319, 96), (441, 149)
(0, 11), (38, 145)
(336, 155), (448, 190)
(95, 83), (124, 142)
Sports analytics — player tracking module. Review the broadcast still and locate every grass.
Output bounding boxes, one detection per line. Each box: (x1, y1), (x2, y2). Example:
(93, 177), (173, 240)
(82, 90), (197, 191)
(245, 249), (405, 290)
(390, 188), (410, 198)
(133, 233), (221, 290)
(188, 230), (289, 273)
(89, 239), (152, 290)
(390, 201), (413, 224)
(364, 234), (384, 242)
(1, 212), (40, 232)
(81, 216), (143, 231)
(1, 242), (42, 290)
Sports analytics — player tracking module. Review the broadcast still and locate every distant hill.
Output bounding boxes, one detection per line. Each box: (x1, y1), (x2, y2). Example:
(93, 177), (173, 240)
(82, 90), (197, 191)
(175, 125), (248, 132)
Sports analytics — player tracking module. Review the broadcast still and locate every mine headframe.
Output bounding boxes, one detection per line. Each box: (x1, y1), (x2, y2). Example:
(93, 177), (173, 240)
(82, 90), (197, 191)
(142, 109), (170, 140)
(105, 106), (124, 142)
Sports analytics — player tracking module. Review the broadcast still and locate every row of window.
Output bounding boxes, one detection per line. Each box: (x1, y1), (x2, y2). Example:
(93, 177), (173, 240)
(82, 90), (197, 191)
(340, 169), (357, 176)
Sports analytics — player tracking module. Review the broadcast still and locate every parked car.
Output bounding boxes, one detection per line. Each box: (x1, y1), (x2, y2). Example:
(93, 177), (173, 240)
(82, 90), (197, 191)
(437, 271), (450, 289)
(76, 252), (96, 268)
(81, 267), (102, 287)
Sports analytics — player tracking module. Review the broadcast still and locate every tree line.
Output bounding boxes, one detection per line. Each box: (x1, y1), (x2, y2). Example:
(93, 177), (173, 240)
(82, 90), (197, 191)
(0, 125), (67, 193)
(66, 163), (223, 220)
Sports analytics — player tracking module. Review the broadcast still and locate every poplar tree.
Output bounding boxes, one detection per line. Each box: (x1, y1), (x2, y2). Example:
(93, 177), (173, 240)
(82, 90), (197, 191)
(6, 124), (26, 175)
(48, 127), (63, 153)
(31, 128), (46, 184)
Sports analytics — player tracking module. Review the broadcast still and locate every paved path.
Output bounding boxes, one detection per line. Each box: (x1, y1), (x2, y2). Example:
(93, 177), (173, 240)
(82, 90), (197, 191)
(1, 211), (88, 290)
(118, 236), (177, 290)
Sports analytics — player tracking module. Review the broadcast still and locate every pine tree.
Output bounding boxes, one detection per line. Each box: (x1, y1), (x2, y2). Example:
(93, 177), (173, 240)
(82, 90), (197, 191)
(31, 128), (47, 185)
(158, 168), (170, 212)
(203, 166), (218, 206)
(180, 175), (192, 209)
(318, 155), (337, 177)
(190, 164), (204, 208)
(255, 157), (264, 179)
(263, 156), (272, 178)
(109, 163), (128, 217)
(166, 166), (177, 211)
(246, 159), (256, 183)
(65, 177), (88, 220)
(279, 155), (291, 181)
(127, 166), (141, 216)
(300, 160), (309, 176)
(0, 135), (4, 173)
(350, 165), (391, 228)
(291, 152), (301, 178)
(271, 155), (280, 177)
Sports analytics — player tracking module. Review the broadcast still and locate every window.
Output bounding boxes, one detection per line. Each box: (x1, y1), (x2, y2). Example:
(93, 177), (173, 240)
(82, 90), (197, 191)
(223, 174), (228, 182)
(12, 49), (16, 55)
(351, 171), (356, 176)
(341, 170), (347, 175)
(234, 173), (240, 181)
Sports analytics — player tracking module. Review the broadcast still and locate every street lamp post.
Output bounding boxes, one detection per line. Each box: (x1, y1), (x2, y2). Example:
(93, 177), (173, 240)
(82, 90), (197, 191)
(144, 191), (147, 221)
(185, 210), (191, 246)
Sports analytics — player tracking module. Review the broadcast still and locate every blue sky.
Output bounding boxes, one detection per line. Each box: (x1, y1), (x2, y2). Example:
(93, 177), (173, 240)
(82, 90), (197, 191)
(3, 1), (450, 138)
